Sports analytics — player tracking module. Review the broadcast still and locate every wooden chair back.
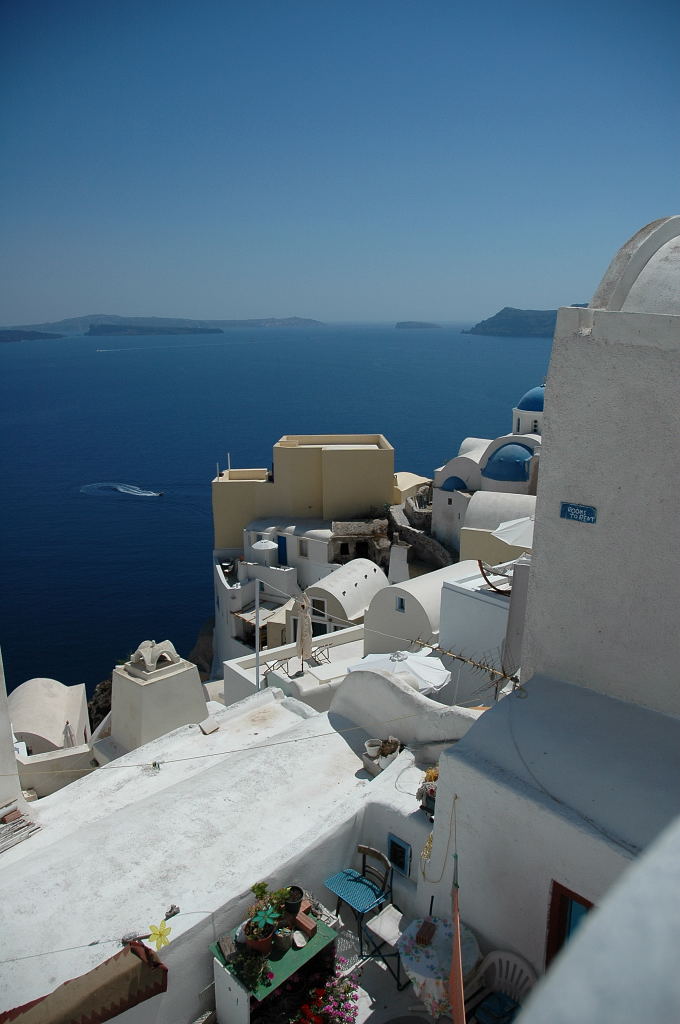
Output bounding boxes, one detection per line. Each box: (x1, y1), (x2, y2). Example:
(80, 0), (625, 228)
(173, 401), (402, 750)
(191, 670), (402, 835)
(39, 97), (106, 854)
(357, 844), (392, 897)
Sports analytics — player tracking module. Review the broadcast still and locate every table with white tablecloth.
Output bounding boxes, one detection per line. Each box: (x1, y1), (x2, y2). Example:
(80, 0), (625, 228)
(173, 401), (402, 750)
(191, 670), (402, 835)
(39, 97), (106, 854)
(397, 916), (481, 1019)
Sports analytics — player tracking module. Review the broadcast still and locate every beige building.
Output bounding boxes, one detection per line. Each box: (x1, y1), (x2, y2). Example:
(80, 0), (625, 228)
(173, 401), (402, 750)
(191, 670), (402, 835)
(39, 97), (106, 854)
(212, 434), (399, 552)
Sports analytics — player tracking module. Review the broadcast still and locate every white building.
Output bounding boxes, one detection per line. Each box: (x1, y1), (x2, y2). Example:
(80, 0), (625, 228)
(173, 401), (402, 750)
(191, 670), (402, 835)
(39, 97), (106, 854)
(363, 561), (492, 655)
(0, 675), (477, 1022)
(429, 216), (680, 984)
(8, 676), (90, 754)
(458, 489), (536, 564)
(304, 558), (389, 634)
(432, 386), (543, 554)
(437, 563), (514, 706)
(213, 521), (394, 666)
(4, 218), (680, 1024)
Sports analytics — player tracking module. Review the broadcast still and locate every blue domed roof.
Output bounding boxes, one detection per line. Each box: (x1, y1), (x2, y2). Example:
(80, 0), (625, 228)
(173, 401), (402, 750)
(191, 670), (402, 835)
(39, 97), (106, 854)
(482, 443), (534, 482)
(440, 475), (468, 492)
(517, 385), (545, 412)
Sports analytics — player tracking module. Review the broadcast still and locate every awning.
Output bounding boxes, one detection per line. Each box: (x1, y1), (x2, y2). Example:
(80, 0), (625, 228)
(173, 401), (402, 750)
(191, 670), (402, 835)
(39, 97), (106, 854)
(232, 600), (284, 627)
(0, 942), (168, 1024)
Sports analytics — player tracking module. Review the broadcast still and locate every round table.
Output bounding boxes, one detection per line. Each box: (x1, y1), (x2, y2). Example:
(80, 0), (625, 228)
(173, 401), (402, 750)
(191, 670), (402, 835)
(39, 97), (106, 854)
(397, 916), (481, 1019)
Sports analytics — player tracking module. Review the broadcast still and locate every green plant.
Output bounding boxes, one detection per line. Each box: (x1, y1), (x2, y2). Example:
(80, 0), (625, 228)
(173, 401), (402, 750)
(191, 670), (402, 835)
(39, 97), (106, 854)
(252, 906), (280, 931)
(229, 948), (273, 991)
(268, 886), (292, 914)
(246, 881), (290, 937)
(251, 881), (269, 902)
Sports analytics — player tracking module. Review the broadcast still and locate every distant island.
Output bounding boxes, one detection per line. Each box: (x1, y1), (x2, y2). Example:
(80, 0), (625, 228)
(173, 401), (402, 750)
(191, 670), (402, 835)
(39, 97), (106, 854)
(0, 329), (64, 343)
(87, 325), (223, 336)
(464, 305), (587, 338)
(395, 321), (441, 329)
(1, 314), (325, 338)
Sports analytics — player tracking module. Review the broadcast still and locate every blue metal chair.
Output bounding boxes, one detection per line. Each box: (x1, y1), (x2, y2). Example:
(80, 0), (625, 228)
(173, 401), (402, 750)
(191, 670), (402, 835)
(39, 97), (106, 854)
(323, 845), (393, 954)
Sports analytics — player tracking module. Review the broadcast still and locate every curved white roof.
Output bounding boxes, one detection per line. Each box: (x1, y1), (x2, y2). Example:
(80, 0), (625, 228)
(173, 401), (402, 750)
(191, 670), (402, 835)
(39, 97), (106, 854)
(458, 437), (492, 457)
(307, 558), (388, 619)
(591, 215), (680, 315)
(8, 677), (86, 749)
(451, 675), (680, 854)
(386, 561), (483, 630)
(464, 491), (536, 532)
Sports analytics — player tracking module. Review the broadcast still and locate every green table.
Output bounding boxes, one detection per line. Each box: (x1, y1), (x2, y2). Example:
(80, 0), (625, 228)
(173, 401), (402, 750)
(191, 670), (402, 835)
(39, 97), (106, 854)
(211, 918), (337, 1002)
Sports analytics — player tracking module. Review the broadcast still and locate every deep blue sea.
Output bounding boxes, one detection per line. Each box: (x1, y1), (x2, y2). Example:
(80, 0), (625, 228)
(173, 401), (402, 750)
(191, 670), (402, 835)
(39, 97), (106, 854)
(0, 325), (552, 694)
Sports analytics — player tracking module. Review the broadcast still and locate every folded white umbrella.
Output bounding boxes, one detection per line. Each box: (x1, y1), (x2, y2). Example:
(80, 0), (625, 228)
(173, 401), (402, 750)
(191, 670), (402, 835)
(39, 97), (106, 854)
(348, 650), (451, 694)
(490, 515), (534, 549)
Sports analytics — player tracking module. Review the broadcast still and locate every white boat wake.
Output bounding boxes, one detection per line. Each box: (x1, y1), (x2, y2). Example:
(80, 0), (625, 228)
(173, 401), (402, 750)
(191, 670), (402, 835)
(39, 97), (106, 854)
(80, 482), (163, 498)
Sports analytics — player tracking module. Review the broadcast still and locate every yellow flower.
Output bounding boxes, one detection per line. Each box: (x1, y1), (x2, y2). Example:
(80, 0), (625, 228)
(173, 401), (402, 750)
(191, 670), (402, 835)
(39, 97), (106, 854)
(149, 920), (172, 951)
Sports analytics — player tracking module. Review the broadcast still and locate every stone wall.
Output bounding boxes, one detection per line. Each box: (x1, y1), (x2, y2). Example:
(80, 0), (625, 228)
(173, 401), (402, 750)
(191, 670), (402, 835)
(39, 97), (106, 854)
(331, 518), (389, 538)
(404, 491), (432, 531)
(389, 504), (455, 568)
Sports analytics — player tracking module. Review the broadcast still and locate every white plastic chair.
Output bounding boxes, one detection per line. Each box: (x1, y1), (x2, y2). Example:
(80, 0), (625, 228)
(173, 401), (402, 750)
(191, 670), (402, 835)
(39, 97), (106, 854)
(465, 950), (537, 1020)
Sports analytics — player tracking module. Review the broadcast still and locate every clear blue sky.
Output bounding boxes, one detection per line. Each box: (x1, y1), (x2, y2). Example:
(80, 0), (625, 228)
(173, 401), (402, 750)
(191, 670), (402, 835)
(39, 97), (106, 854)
(1, 0), (678, 324)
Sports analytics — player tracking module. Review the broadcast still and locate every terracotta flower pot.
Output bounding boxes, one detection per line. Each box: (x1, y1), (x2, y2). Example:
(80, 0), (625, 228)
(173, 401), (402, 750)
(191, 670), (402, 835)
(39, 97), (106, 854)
(244, 924), (275, 955)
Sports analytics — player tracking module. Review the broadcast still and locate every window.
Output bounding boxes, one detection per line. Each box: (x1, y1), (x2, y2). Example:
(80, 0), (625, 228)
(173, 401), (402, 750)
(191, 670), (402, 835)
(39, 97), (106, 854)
(312, 598), (326, 615)
(448, 498), (452, 505)
(516, 417), (521, 432)
(546, 882), (593, 965)
(387, 834), (411, 877)
(298, 538), (308, 557)
(396, 596), (406, 613)
(340, 542), (350, 557)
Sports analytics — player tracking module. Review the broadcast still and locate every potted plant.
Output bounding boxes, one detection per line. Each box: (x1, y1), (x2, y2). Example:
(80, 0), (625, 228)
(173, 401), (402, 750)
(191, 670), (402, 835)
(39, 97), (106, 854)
(285, 884), (304, 916)
(244, 882), (285, 955)
(416, 765), (439, 815)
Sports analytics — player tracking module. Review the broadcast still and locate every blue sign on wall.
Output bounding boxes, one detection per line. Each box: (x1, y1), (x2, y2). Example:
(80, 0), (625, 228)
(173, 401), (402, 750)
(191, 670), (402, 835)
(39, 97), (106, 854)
(560, 502), (597, 524)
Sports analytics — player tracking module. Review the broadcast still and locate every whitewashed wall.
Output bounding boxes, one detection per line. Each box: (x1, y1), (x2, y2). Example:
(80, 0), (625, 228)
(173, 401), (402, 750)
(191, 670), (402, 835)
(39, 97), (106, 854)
(0, 654), (20, 806)
(429, 744), (632, 972)
(522, 305), (680, 716)
(438, 582), (510, 705)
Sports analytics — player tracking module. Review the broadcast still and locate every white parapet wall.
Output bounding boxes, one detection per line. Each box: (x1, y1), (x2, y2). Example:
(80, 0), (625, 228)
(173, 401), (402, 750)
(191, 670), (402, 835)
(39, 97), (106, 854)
(215, 625), (365, 708)
(16, 744), (95, 799)
(0, 652), (20, 807)
(330, 668), (483, 749)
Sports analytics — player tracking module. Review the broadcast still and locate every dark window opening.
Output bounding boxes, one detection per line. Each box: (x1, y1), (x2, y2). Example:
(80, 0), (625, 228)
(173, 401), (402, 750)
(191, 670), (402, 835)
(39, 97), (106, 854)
(546, 881), (593, 966)
(387, 834), (411, 877)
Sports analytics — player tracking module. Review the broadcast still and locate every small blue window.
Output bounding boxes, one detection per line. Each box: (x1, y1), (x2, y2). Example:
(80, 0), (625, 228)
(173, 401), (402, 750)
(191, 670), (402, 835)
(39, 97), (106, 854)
(387, 834), (411, 877)
(396, 596), (405, 612)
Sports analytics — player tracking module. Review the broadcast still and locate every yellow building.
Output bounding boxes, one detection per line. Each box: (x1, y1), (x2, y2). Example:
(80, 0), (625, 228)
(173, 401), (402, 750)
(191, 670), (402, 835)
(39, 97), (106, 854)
(213, 434), (409, 551)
